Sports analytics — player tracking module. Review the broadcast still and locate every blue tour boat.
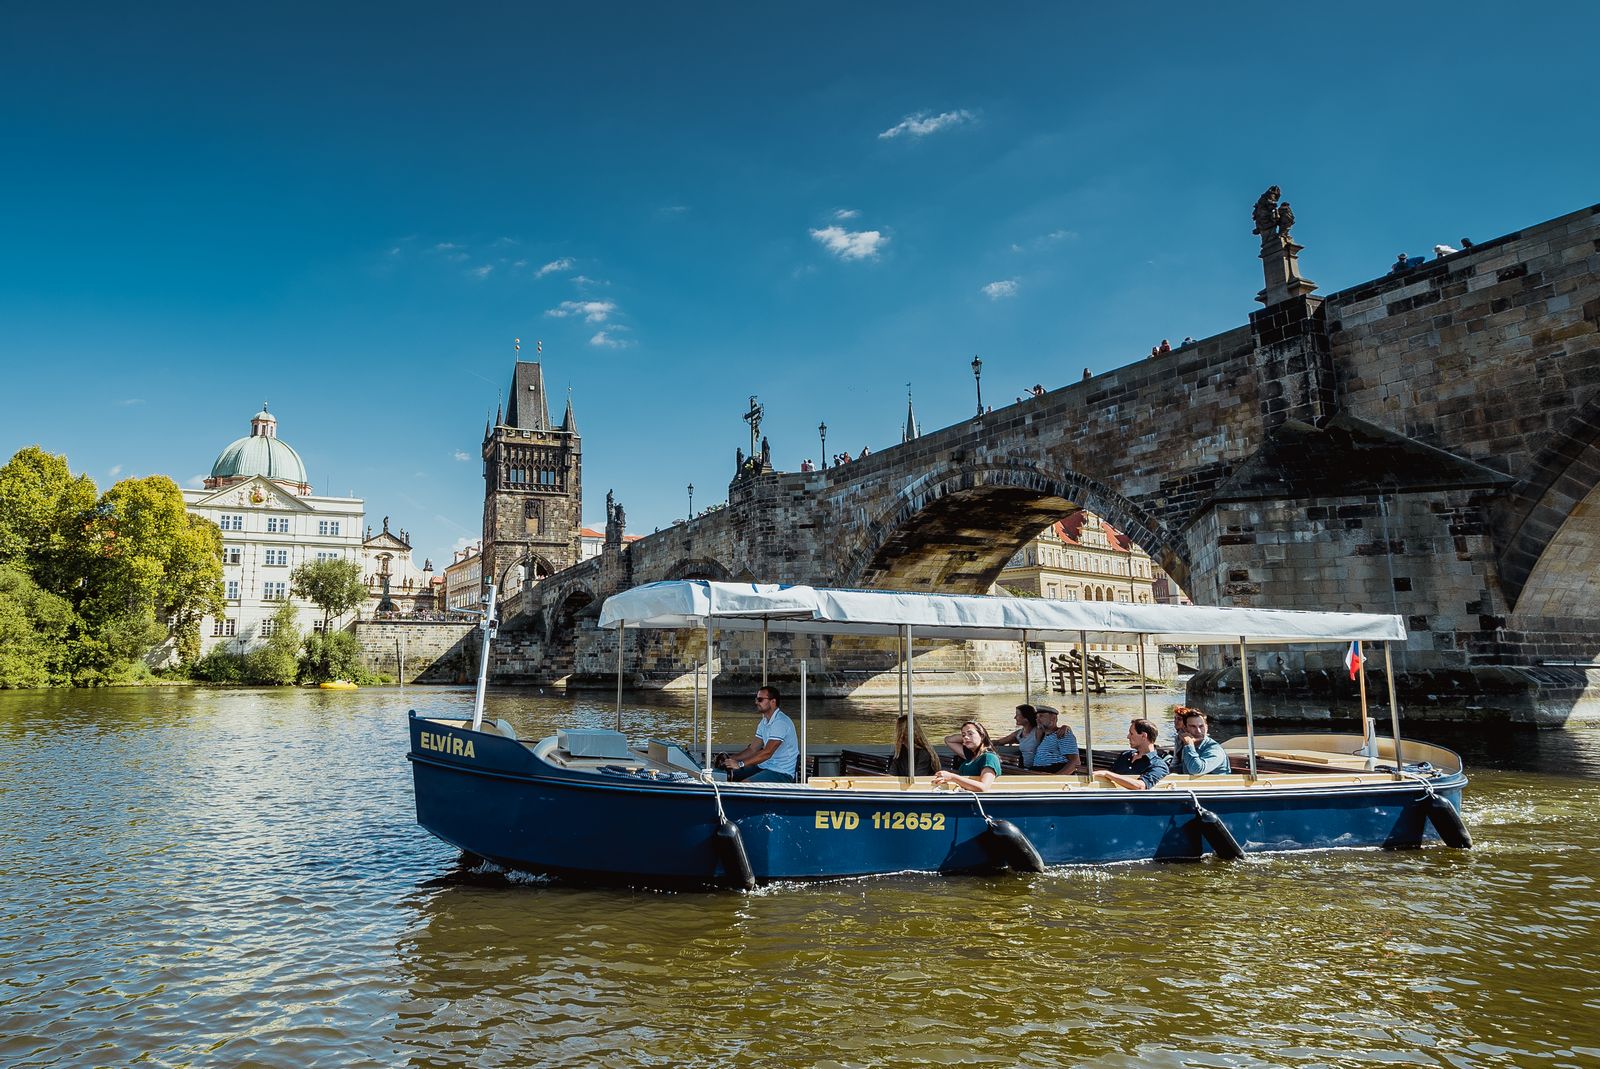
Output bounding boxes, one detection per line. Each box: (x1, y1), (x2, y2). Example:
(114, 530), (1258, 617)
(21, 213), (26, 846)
(407, 581), (1470, 888)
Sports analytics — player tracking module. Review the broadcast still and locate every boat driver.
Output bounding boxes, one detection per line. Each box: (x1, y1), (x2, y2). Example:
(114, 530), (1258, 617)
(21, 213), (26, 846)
(716, 685), (799, 783)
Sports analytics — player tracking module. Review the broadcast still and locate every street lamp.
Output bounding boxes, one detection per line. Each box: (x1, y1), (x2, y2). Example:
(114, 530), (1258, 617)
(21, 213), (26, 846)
(818, 420), (828, 466)
(971, 354), (984, 416)
(687, 483), (694, 519)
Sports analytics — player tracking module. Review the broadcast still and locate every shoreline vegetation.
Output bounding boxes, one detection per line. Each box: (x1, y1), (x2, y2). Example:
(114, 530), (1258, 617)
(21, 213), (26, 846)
(0, 446), (383, 690)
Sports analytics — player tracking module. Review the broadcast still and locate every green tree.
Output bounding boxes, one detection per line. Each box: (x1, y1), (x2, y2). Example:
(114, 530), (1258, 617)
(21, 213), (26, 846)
(298, 629), (369, 684)
(75, 475), (224, 678)
(0, 565), (76, 688)
(290, 557), (368, 632)
(0, 446), (98, 595)
(248, 600), (302, 685)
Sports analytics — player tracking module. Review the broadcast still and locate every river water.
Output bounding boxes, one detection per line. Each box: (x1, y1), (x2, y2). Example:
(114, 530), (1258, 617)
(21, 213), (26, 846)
(1, 685), (1597, 1068)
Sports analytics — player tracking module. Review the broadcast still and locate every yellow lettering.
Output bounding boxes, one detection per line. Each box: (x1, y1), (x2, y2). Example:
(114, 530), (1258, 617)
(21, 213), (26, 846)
(843, 812), (859, 830)
(815, 811), (829, 829)
(464, 740), (475, 758)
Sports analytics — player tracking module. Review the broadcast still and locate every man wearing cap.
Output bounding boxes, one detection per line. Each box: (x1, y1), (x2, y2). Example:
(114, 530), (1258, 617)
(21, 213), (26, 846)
(716, 685), (799, 783)
(1029, 706), (1081, 774)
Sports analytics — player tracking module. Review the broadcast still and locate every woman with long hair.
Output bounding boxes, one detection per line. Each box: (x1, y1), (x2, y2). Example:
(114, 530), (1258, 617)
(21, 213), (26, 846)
(932, 720), (1002, 793)
(889, 714), (942, 777)
(991, 704), (1042, 768)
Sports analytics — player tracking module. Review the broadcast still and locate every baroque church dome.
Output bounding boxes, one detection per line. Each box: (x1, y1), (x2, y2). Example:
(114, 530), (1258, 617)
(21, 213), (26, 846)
(206, 404), (311, 492)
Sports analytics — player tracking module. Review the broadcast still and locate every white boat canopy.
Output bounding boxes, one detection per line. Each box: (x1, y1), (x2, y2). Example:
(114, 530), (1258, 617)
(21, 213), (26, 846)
(598, 581), (1405, 646)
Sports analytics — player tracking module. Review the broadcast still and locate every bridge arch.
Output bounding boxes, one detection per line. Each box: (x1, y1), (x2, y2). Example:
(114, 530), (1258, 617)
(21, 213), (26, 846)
(663, 557), (732, 582)
(544, 583), (599, 675)
(841, 460), (1189, 595)
(1502, 393), (1600, 619)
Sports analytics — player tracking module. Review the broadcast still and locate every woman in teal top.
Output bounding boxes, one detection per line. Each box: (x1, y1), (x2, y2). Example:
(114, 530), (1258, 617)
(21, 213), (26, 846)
(932, 721), (1002, 793)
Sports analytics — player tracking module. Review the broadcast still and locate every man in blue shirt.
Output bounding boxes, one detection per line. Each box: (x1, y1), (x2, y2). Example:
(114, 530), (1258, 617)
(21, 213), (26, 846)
(1174, 708), (1230, 775)
(1093, 718), (1170, 790)
(718, 685), (799, 783)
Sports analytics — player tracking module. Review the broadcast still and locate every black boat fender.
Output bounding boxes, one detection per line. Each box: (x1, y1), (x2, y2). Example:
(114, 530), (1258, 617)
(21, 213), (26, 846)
(712, 817), (758, 890)
(981, 818), (1046, 873)
(962, 791), (1045, 873)
(1425, 794), (1473, 849)
(705, 775), (757, 889)
(1187, 792), (1244, 860)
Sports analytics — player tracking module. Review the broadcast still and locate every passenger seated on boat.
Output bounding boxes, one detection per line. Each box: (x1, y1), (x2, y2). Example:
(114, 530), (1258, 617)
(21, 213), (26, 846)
(1172, 707), (1229, 776)
(715, 685), (799, 783)
(985, 705), (1041, 769)
(932, 721), (1001, 793)
(1029, 705), (1080, 774)
(1092, 718), (1170, 790)
(889, 714), (942, 777)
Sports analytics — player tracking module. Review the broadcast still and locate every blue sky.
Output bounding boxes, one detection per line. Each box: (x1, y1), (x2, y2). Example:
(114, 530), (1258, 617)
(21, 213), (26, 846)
(3, 3), (1596, 566)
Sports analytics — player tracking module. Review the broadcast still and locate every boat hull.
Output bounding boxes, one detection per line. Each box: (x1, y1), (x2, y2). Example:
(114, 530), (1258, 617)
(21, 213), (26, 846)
(409, 717), (1468, 887)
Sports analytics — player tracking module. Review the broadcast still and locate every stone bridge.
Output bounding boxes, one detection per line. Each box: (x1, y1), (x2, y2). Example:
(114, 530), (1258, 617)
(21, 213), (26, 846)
(497, 200), (1600, 722)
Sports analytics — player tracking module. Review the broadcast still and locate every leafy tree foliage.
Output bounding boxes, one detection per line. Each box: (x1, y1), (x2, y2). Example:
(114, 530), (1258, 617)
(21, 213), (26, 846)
(298, 630), (371, 684)
(290, 557), (368, 632)
(0, 565), (74, 687)
(0, 448), (225, 686)
(248, 600), (302, 685)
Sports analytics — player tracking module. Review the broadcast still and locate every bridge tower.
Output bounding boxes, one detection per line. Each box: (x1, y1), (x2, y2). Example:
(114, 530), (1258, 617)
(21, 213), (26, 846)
(481, 357), (583, 598)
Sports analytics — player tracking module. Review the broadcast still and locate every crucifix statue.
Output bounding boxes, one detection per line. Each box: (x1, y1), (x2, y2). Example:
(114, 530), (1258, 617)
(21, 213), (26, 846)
(742, 395), (764, 460)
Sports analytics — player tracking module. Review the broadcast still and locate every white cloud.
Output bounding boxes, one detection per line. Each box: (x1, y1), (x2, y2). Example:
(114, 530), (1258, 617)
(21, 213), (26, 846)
(590, 330), (634, 349)
(572, 275), (606, 287)
(1044, 228), (1078, 242)
(116, 398), (144, 406)
(982, 279), (1019, 300)
(492, 236), (521, 248)
(434, 242), (462, 251)
(453, 450), (471, 461)
(810, 226), (887, 261)
(546, 299), (616, 323)
(511, 259), (528, 268)
(452, 535), (479, 554)
(536, 257), (574, 278)
(878, 109), (975, 140)
(108, 464), (123, 477)
(470, 265), (493, 279)
(833, 208), (860, 221)
(186, 474), (206, 488)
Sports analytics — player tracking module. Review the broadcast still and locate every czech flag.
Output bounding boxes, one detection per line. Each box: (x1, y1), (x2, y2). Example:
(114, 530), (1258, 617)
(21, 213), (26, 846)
(1345, 641), (1364, 680)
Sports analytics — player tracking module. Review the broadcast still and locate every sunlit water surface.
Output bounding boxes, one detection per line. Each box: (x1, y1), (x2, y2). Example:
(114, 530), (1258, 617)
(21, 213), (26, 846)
(1, 686), (1597, 1068)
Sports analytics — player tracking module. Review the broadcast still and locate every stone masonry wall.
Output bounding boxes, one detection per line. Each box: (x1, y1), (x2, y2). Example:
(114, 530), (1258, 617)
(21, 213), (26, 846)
(355, 620), (475, 684)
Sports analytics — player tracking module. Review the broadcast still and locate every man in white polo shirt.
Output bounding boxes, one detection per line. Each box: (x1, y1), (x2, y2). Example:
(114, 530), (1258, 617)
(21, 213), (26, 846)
(717, 685), (799, 783)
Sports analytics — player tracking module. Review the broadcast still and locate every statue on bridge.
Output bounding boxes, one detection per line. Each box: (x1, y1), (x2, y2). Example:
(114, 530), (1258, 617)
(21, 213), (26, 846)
(1252, 185), (1315, 305)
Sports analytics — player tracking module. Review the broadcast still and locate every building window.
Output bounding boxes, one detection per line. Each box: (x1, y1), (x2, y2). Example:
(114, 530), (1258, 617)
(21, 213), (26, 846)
(267, 517), (289, 534)
(312, 619), (326, 632)
(261, 619), (277, 638)
(318, 520), (340, 536)
(213, 618), (226, 636)
(226, 580), (239, 600)
(265, 549), (289, 566)
(219, 514), (244, 531)
(224, 547), (242, 566)
(316, 551), (338, 562)
(263, 581), (287, 600)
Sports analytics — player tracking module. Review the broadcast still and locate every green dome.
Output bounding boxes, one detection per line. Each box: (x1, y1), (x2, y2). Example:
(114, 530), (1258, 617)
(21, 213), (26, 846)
(209, 405), (309, 487)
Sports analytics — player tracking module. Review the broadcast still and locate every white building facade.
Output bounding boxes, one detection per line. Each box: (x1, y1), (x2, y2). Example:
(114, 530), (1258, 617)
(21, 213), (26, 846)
(183, 406), (365, 652)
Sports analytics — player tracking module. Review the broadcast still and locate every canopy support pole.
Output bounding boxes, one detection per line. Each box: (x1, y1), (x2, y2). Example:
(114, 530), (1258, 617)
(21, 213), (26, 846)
(1079, 631), (1093, 774)
(470, 582), (497, 733)
(614, 620), (625, 732)
(1021, 630), (1031, 705)
(1136, 640), (1148, 722)
(1239, 637), (1258, 781)
(1385, 643), (1405, 772)
(761, 619), (769, 686)
(703, 622), (716, 771)
(903, 623), (916, 785)
(897, 629), (905, 721)
(1356, 639), (1373, 764)
(691, 658), (700, 755)
(799, 659), (809, 784)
